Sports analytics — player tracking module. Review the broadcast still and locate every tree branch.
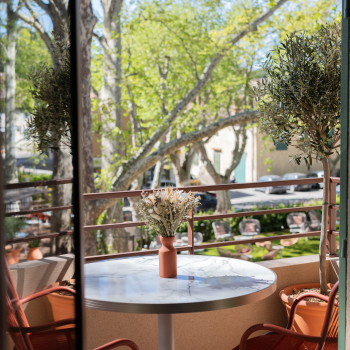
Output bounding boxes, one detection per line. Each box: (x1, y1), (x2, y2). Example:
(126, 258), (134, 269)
(93, 32), (109, 55)
(198, 141), (223, 183)
(16, 10), (54, 56)
(123, 0), (288, 173)
(31, 0), (50, 14)
(113, 110), (258, 189)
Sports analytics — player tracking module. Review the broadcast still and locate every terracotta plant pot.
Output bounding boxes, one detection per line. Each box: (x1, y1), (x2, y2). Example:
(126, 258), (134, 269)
(159, 236), (177, 278)
(27, 247), (43, 261)
(280, 283), (332, 337)
(6, 248), (22, 265)
(46, 280), (75, 329)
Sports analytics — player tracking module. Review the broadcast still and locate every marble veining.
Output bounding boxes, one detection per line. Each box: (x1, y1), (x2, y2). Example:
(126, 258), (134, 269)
(84, 255), (276, 314)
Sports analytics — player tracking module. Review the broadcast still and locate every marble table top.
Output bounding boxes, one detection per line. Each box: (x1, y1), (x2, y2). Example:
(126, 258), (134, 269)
(84, 255), (276, 314)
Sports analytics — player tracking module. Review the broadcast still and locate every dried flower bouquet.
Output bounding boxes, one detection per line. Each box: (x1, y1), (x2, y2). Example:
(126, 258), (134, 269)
(137, 187), (200, 237)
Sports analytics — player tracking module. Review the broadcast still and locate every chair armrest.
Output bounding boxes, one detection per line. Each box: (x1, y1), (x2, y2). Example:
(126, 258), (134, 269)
(9, 318), (75, 333)
(239, 323), (322, 350)
(18, 286), (76, 305)
(287, 291), (334, 329)
(94, 338), (139, 350)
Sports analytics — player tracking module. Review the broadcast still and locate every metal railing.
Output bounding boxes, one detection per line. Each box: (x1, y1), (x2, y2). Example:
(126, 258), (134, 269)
(4, 176), (340, 262)
(83, 176), (340, 262)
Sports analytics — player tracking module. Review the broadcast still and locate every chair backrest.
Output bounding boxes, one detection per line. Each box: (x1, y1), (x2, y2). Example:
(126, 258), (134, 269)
(212, 222), (231, 239)
(286, 212), (307, 233)
(308, 210), (321, 230)
(239, 219), (261, 236)
(5, 261), (33, 350)
(323, 282), (339, 340)
(288, 281), (339, 347)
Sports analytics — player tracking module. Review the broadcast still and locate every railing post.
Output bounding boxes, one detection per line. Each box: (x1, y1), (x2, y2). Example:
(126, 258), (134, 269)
(328, 180), (337, 256)
(188, 210), (194, 255)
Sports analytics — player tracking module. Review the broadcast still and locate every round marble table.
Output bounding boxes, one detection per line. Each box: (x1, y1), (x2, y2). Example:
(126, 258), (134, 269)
(85, 255), (276, 350)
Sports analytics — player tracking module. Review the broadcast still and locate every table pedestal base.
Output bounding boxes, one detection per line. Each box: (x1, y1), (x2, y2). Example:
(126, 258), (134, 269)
(158, 314), (174, 350)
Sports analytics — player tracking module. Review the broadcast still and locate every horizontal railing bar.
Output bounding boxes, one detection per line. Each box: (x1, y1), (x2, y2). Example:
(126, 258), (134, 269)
(7, 227), (339, 246)
(85, 221), (145, 231)
(5, 205), (73, 217)
(84, 231), (322, 263)
(85, 249), (159, 262)
(83, 205), (323, 231)
(199, 231), (321, 249)
(5, 178), (73, 190)
(6, 230), (73, 244)
(4, 177), (339, 257)
(83, 178), (324, 201)
(195, 206), (322, 221)
(330, 177), (340, 183)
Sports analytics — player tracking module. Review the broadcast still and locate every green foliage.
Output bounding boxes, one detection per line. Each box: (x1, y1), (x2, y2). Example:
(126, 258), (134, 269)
(87, 0), (340, 189)
(202, 236), (321, 262)
(5, 217), (26, 239)
(90, 0), (272, 176)
(177, 201), (318, 242)
(27, 38), (72, 154)
(177, 209), (215, 242)
(16, 28), (51, 112)
(28, 239), (40, 248)
(255, 23), (341, 164)
(18, 172), (52, 183)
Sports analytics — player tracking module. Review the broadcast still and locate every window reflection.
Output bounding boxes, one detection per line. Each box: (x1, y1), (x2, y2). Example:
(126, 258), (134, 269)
(1, 0), (76, 348)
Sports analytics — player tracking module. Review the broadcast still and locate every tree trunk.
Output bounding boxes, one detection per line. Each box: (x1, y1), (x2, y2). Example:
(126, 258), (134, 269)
(105, 203), (129, 253)
(51, 148), (73, 254)
(329, 153), (340, 176)
(151, 160), (163, 189)
(4, 3), (18, 184)
(319, 157), (330, 294)
(170, 149), (197, 186)
(198, 143), (232, 212)
(100, 0), (124, 171)
(216, 190), (231, 213)
(80, 0), (98, 256)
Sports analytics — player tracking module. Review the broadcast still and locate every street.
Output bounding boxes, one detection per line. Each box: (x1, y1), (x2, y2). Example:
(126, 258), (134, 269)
(230, 187), (324, 210)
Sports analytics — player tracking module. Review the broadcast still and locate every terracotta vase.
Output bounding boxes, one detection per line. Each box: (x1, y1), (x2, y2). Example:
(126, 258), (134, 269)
(159, 236), (177, 278)
(46, 279), (75, 329)
(280, 283), (333, 337)
(6, 248), (22, 265)
(27, 247), (43, 261)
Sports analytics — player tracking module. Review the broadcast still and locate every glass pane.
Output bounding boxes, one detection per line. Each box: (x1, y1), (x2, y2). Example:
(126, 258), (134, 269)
(1, 0), (76, 348)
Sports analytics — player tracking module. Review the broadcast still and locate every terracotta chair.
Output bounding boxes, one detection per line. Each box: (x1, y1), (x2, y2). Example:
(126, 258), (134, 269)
(6, 262), (139, 350)
(217, 247), (252, 261)
(238, 219), (261, 237)
(212, 221), (234, 240)
(307, 210), (322, 231)
(286, 212), (307, 234)
(233, 281), (339, 350)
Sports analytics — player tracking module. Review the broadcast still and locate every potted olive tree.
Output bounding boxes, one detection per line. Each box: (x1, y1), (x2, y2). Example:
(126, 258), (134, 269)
(254, 23), (340, 335)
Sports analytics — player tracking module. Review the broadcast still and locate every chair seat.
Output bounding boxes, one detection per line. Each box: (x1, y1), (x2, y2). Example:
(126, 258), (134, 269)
(232, 333), (338, 350)
(29, 328), (75, 350)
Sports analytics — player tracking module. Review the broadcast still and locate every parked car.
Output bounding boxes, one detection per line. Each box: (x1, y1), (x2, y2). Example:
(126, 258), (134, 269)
(195, 192), (217, 212)
(282, 172), (312, 192)
(256, 175), (288, 194)
(307, 170), (324, 189)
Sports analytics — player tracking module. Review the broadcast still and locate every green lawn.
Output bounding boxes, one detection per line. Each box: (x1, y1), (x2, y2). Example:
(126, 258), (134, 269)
(196, 233), (325, 262)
